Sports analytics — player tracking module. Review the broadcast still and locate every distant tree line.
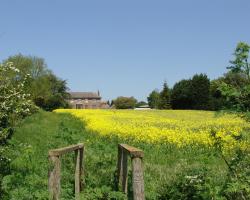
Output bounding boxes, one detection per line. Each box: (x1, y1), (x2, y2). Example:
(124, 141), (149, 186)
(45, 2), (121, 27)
(112, 41), (250, 112)
(147, 42), (250, 112)
(148, 74), (211, 110)
(2, 54), (69, 111)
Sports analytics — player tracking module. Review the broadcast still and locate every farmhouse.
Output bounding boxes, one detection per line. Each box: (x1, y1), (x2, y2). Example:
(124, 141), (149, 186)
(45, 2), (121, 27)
(68, 91), (109, 109)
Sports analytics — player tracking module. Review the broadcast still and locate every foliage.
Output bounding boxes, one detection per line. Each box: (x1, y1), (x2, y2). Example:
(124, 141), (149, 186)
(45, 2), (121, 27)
(227, 42), (250, 81)
(209, 72), (249, 111)
(218, 42), (250, 112)
(158, 128), (250, 200)
(158, 168), (213, 200)
(1, 112), (91, 200)
(113, 96), (137, 109)
(33, 73), (70, 111)
(0, 62), (36, 143)
(0, 62), (37, 199)
(3, 54), (69, 111)
(147, 90), (160, 109)
(158, 82), (171, 109)
(191, 74), (210, 110)
(170, 74), (210, 110)
(171, 79), (193, 109)
(135, 101), (147, 108)
(80, 187), (126, 200)
(209, 79), (226, 110)
(219, 82), (250, 111)
(210, 129), (250, 200)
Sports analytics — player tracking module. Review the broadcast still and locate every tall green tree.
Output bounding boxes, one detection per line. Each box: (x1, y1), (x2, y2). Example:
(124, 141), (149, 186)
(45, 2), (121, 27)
(209, 78), (227, 110)
(159, 82), (171, 109)
(227, 42), (250, 81)
(3, 54), (69, 111)
(4, 54), (50, 80)
(147, 90), (160, 109)
(171, 79), (193, 109)
(219, 42), (250, 111)
(171, 74), (210, 110)
(191, 74), (210, 110)
(33, 74), (69, 111)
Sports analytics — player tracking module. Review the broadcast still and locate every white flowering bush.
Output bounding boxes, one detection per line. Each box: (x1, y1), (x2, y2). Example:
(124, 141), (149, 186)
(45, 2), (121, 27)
(0, 62), (37, 143)
(0, 62), (37, 199)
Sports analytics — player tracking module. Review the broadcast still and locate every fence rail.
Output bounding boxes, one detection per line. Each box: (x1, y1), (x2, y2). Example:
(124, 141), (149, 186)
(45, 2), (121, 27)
(48, 143), (84, 200)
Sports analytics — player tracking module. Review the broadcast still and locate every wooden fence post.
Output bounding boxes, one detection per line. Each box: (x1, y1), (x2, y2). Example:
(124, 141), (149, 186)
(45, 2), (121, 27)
(74, 148), (82, 199)
(122, 151), (128, 194)
(117, 145), (123, 190)
(132, 157), (145, 200)
(117, 144), (145, 199)
(48, 155), (61, 200)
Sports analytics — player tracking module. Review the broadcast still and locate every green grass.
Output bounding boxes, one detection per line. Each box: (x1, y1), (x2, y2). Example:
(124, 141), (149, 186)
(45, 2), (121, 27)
(2, 111), (248, 199)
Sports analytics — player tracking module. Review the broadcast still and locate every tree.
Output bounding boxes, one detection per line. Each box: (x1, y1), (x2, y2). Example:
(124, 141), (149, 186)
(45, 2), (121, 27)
(4, 54), (50, 80)
(136, 101), (147, 107)
(147, 90), (160, 109)
(227, 42), (250, 81)
(159, 82), (171, 109)
(223, 71), (249, 88)
(113, 96), (137, 109)
(171, 79), (193, 109)
(170, 74), (210, 110)
(219, 42), (250, 111)
(209, 79), (227, 110)
(3, 54), (69, 111)
(190, 74), (210, 110)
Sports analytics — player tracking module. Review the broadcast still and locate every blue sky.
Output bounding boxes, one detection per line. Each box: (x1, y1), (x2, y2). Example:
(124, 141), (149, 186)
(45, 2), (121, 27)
(1, 1), (250, 101)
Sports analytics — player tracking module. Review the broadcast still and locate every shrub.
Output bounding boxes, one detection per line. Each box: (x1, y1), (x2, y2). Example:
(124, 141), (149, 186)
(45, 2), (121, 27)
(113, 96), (137, 109)
(0, 62), (37, 199)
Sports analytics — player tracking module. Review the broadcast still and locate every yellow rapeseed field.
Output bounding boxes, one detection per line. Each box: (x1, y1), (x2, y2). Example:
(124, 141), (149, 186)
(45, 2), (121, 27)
(55, 109), (250, 150)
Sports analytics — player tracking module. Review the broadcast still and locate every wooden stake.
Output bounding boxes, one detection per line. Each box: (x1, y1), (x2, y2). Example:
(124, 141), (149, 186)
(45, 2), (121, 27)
(122, 151), (128, 194)
(48, 155), (61, 200)
(117, 145), (123, 190)
(132, 157), (145, 200)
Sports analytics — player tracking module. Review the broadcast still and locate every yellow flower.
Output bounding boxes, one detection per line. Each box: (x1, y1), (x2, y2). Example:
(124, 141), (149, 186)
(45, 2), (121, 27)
(54, 109), (250, 150)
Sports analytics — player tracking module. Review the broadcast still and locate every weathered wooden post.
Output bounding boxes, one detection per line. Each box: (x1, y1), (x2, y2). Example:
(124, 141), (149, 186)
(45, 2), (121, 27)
(117, 145), (129, 193)
(48, 143), (84, 200)
(75, 147), (84, 199)
(117, 145), (123, 190)
(122, 151), (128, 193)
(131, 156), (144, 200)
(48, 155), (61, 200)
(117, 144), (145, 200)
